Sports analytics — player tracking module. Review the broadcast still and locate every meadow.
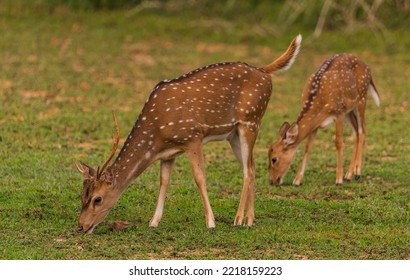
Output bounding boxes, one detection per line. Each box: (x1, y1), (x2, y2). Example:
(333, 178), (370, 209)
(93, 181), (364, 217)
(0, 5), (409, 259)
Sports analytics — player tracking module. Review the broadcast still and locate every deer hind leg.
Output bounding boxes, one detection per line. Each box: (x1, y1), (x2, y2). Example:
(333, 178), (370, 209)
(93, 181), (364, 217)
(150, 158), (175, 227)
(345, 111), (359, 181)
(293, 129), (317, 186)
(231, 125), (256, 227)
(354, 103), (367, 180)
(335, 116), (345, 185)
(185, 141), (215, 228)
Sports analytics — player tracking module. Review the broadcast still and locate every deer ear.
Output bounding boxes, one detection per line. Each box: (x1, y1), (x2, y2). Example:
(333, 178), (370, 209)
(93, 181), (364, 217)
(283, 123), (298, 146)
(76, 161), (96, 180)
(279, 122), (291, 138)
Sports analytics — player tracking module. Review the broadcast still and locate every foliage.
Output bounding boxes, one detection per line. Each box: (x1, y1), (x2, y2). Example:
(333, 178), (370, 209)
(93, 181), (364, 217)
(1, 0), (409, 30)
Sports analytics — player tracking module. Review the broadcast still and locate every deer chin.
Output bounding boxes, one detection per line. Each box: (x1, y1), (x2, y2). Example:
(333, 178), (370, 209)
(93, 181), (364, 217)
(77, 223), (97, 234)
(269, 176), (283, 185)
(275, 176), (284, 185)
(84, 224), (97, 234)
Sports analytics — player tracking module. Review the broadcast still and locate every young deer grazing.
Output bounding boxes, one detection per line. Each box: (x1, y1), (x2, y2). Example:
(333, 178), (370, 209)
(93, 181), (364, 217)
(76, 35), (302, 234)
(268, 53), (380, 186)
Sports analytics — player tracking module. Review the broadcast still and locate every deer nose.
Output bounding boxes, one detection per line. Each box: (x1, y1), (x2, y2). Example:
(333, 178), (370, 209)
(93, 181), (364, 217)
(77, 225), (84, 232)
(269, 177), (282, 185)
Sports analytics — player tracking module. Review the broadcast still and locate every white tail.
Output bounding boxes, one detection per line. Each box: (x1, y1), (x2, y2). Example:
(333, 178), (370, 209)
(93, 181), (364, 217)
(268, 53), (380, 186)
(369, 80), (380, 107)
(76, 35), (302, 233)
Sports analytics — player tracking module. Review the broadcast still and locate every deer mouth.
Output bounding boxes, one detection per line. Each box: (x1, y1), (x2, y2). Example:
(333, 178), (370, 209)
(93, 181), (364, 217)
(269, 176), (283, 185)
(77, 224), (96, 234)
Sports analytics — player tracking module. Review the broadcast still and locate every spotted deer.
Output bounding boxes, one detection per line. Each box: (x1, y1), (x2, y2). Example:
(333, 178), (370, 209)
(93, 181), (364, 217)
(268, 53), (380, 186)
(76, 35), (302, 234)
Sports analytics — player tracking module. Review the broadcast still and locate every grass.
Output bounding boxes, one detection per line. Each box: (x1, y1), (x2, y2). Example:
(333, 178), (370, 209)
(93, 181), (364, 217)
(0, 7), (409, 260)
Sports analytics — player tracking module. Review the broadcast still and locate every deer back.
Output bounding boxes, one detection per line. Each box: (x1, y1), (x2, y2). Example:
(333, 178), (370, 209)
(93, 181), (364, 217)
(119, 62), (272, 153)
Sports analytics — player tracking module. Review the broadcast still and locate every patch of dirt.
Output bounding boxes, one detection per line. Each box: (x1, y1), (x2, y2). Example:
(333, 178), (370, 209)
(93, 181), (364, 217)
(111, 220), (131, 231)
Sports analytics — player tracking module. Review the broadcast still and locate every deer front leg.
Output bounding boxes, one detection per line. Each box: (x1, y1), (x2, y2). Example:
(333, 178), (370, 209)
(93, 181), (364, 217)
(293, 129), (317, 186)
(150, 158), (175, 227)
(186, 142), (215, 228)
(335, 116), (345, 185)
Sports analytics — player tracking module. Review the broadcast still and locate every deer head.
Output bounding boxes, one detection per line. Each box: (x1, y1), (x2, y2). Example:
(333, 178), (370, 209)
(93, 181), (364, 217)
(76, 112), (120, 234)
(268, 122), (299, 185)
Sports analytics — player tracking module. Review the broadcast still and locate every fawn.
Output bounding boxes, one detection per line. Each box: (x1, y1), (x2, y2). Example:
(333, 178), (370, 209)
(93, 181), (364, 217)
(268, 53), (380, 186)
(76, 35), (302, 233)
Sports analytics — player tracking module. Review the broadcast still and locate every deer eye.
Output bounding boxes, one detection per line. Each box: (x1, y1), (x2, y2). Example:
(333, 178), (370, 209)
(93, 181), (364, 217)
(271, 157), (278, 165)
(94, 196), (103, 205)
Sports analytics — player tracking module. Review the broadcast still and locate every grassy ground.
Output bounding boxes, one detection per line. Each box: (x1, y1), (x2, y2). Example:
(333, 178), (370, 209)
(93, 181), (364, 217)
(0, 8), (409, 259)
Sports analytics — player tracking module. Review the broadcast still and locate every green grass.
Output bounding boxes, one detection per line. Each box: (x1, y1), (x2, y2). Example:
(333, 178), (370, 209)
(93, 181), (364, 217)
(0, 8), (409, 260)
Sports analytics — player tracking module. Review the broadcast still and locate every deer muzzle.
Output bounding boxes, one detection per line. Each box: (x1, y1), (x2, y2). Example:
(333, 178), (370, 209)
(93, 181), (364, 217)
(269, 176), (283, 186)
(76, 223), (95, 234)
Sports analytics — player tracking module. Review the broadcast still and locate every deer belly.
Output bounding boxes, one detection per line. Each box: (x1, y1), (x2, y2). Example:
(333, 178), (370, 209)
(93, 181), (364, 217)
(320, 116), (336, 128)
(202, 130), (234, 144)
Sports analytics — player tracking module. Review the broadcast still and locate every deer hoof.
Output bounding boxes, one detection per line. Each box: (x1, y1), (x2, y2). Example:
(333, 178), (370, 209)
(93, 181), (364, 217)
(244, 217), (254, 227)
(207, 221), (216, 229)
(355, 175), (361, 180)
(233, 216), (243, 226)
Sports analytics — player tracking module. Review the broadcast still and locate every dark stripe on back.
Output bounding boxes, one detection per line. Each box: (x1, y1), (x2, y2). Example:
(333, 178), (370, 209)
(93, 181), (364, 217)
(296, 54), (340, 123)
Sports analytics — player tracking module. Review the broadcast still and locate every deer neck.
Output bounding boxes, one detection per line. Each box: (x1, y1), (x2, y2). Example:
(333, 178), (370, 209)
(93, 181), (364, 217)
(107, 118), (157, 191)
(294, 102), (332, 146)
(292, 54), (341, 146)
(294, 115), (317, 144)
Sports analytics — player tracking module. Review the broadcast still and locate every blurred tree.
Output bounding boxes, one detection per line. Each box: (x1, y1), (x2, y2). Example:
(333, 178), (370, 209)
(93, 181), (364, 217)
(275, 0), (408, 37)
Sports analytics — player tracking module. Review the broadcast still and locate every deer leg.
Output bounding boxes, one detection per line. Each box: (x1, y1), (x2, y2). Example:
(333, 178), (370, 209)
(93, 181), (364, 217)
(335, 116), (345, 185)
(185, 142), (215, 228)
(293, 129), (317, 186)
(229, 131), (248, 226)
(228, 131), (243, 167)
(345, 111), (359, 181)
(243, 156), (255, 227)
(354, 103), (367, 180)
(149, 158), (175, 227)
(233, 126), (256, 227)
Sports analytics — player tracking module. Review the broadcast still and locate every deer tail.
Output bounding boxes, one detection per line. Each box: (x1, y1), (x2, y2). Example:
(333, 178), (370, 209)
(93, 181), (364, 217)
(262, 34), (302, 73)
(369, 78), (381, 107)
